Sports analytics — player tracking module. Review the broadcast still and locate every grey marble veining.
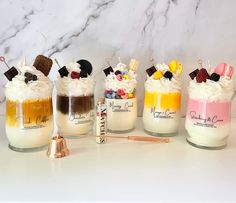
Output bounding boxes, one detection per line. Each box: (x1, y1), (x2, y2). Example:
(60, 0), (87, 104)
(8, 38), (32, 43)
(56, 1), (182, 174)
(0, 0), (236, 116)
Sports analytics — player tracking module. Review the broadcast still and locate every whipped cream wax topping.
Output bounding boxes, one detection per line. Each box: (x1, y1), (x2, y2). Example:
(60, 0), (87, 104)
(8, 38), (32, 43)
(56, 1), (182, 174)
(5, 62), (52, 101)
(189, 76), (235, 102)
(56, 62), (95, 96)
(105, 62), (137, 94)
(145, 63), (181, 93)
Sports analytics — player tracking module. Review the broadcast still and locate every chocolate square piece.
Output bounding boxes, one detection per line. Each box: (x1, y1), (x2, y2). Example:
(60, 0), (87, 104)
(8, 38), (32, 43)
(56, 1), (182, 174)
(189, 69), (199, 80)
(103, 66), (114, 76)
(146, 66), (157, 77)
(4, 67), (18, 81)
(33, 55), (53, 76)
(58, 66), (69, 78)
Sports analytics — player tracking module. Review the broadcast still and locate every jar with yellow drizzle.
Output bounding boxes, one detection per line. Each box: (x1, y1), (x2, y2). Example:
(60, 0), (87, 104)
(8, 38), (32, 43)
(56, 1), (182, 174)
(143, 60), (182, 136)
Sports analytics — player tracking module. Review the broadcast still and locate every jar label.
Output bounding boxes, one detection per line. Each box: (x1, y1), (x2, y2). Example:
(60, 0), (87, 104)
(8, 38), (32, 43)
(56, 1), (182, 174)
(68, 110), (94, 125)
(186, 98), (231, 128)
(108, 100), (134, 112)
(150, 108), (177, 119)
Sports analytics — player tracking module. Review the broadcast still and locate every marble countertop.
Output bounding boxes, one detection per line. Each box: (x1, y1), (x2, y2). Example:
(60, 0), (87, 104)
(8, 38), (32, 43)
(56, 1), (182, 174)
(0, 116), (236, 202)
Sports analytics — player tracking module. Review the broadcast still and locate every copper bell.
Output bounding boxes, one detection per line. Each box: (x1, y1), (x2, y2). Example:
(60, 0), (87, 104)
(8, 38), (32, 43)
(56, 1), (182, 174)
(47, 134), (69, 158)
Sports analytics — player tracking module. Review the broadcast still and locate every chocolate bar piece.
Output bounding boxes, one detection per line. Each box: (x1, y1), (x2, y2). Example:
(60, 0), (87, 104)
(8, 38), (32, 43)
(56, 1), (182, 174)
(33, 55), (53, 76)
(189, 69), (199, 80)
(4, 67), (18, 81)
(146, 66), (157, 77)
(103, 66), (114, 76)
(164, 71), (173, 80)
(210, 73), (220, 82)
(77, 59), (93, 75)
(58, 66), (69, 78)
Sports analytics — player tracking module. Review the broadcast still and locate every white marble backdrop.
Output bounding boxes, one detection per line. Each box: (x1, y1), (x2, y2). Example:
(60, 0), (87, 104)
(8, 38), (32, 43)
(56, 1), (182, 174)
(0, 0), (236, 116)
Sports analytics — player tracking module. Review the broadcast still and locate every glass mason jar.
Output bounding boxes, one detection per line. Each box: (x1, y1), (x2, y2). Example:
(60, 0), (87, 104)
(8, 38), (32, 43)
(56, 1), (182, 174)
(185, 97), (232, 149)
(56, 91), (94, 137)
(105, 97), (137, 133)
(143, 91), (181, 136)
(5, 96), (53, 152)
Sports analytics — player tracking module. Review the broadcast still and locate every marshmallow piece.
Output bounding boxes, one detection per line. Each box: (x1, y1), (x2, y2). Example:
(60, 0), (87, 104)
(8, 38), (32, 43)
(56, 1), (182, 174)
(214, 63), (234, 78)
(214, 63), (227, 76)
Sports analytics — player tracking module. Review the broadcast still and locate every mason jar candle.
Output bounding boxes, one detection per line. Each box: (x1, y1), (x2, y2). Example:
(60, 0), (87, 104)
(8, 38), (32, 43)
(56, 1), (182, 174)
(185, 63), (235, 149)
(56, 60), (95, 137)
(143, 60), (182, 136)
(5, 57), (53, 151)
(103, 59), (139, 133)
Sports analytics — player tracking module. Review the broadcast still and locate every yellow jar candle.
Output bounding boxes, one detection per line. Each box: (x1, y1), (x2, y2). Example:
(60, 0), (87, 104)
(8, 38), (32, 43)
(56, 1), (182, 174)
(143, 61), (182, 136)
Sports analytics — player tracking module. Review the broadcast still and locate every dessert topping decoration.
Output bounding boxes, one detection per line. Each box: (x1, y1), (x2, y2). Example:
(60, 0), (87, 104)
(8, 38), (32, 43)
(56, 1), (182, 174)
(77, 59), (93, 75)
(189, 69), (199, 80)
(33, 55), (53, 76)
(168, 59), (182, 75)
(146, 66), (157, 77)
(1, 56), (19, 81)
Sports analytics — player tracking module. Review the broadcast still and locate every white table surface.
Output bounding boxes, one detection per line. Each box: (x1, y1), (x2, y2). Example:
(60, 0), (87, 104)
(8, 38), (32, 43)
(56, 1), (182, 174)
(0, 115), (236, 202)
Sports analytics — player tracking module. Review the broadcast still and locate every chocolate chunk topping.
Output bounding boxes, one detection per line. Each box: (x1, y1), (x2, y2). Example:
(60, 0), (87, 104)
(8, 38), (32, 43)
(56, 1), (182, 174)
(164, 71), (173, 80)
(189, 69), (199, 80)
(4, 67), (18, 81)
(146, 66), (157, 77)
(210, 72), (220, 82)
(103, 66), (114, 76)
(58, 66), (69, 78)
(24, 71), (38, 83)
(115, 70), (122, 75)
(33, 55), (53, 76)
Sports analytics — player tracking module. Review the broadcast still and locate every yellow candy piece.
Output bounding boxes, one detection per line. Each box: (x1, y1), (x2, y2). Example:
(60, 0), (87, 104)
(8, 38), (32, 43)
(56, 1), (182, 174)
(123, 74), (130, 80)
(128, 93), (134, 98)
(153, 70), (163, 80)
(168, 59), (182, 75)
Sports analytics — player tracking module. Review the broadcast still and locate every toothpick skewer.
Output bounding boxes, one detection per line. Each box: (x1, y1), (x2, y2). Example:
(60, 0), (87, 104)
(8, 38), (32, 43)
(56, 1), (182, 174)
(54, 58), (62, 69)
(0, 56), (10, 69)
(198, 59), (203, 68)
(150, 58), (155, 66)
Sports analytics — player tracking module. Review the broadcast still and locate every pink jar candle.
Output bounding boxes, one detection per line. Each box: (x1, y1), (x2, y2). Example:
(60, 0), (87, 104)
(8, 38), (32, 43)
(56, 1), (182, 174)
(185, 63), (235, 149)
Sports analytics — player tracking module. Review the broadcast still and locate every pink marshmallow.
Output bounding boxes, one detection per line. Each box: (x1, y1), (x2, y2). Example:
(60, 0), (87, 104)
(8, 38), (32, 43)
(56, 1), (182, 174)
(225, 65), (234, 78)
(214, 63), (227, 76)
(214, 63), (234, 78)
